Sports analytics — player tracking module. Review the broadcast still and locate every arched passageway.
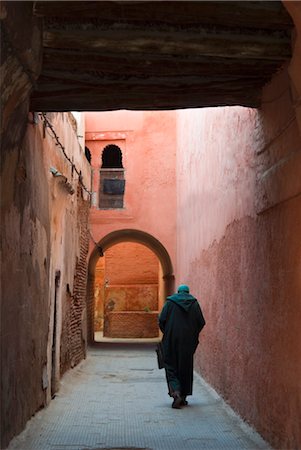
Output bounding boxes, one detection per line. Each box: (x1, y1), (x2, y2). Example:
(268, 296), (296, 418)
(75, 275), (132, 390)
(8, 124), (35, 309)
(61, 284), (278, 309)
(87, 229), (174, 344)
(94, 242), (161, 341)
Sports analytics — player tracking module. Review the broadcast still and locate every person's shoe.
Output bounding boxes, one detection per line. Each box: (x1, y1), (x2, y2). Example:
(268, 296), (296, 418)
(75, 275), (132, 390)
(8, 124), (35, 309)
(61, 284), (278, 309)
(172, 392), (182, 409)
(181, 397), (188, 406)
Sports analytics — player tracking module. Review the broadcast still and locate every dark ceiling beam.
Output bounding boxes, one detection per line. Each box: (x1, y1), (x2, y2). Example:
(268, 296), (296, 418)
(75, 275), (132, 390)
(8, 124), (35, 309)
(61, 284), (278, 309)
(42, 28), (290, 61)
(30, 78), (262, 111)
(30, 91), (260, 112)
(42, 52), (280, 78)
(34, 71), (266, 89)
(30, 1), (293, 111)
(33, 1), (292, 31)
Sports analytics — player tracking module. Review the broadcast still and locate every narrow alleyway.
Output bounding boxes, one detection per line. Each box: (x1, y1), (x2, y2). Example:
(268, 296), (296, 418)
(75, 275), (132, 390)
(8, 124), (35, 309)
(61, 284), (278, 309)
(8, 345), (270, 450)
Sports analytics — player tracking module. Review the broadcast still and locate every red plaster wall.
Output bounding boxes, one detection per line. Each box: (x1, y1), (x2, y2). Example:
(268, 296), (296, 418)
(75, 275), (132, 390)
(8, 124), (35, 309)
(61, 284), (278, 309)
(87, 111), (175, 337)
(104, 242), (159, 285)
(104, 285), (158, 312)
(95, 242), (160, 336)
(176, 65), (301, 450)
(86, 110), (177, 269)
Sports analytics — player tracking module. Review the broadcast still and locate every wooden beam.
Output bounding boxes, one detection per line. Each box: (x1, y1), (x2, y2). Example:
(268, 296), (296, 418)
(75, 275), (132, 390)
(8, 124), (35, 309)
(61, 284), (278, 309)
(36, 70), (266, 91)
(42, 28), (291, 61)
(34, 1), (292, 31)
(42, 49), (281, 78)
(30, 88), (261, 111)
(31, 77), (262, 100)
(31, 1), (293, 111)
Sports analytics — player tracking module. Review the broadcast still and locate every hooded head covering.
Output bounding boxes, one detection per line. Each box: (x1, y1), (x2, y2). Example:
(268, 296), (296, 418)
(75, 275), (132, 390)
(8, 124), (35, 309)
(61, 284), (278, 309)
(167, 284), (196, 311)
(177, 284), (190, 294)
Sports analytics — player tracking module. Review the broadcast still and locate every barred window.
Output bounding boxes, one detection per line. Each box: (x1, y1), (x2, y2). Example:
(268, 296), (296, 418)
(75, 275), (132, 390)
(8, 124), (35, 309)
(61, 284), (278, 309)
(99, 144), (125, 209)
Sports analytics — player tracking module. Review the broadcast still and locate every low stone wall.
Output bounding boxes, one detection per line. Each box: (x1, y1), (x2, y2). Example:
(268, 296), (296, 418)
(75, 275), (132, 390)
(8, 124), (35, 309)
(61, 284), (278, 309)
(104, 311), (159, 338)
(104, 284), (159, 312)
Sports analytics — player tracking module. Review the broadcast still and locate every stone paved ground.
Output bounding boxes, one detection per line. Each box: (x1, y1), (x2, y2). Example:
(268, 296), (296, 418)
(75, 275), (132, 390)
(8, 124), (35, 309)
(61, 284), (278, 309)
(8, 344), (271, 450)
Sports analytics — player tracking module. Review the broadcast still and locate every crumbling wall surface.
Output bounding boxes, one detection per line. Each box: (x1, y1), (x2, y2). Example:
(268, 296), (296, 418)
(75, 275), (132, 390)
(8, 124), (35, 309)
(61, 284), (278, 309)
(65, 183), (90, 371)
(176, 66), (301, 449)
(29, 112), (91, 389)
(1, 111), (91, 448)
(0, 1), (42, 140)
(0, 3), (44, 447)
(1, 122), (50, 448)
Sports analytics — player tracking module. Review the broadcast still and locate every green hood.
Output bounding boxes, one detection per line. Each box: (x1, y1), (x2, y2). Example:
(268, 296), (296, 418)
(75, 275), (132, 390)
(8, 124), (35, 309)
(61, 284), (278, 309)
(166, 293), (197, 312)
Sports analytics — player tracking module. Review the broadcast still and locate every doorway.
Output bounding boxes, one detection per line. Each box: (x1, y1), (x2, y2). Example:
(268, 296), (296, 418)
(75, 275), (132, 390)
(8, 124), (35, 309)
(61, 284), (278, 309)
(87, 229), (174, 344)
(94, 242), (161, 341)
(51, 270), (61, 398)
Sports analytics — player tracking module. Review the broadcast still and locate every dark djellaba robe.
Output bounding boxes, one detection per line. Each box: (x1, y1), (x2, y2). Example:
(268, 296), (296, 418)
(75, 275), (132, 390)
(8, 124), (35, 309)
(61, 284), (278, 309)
(159, 292), (205, 397)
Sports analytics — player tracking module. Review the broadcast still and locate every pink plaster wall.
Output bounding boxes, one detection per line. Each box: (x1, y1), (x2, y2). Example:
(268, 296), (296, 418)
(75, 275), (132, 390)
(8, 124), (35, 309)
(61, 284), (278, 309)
(86, 110), (177, 269)
(176, 64), (301, 450)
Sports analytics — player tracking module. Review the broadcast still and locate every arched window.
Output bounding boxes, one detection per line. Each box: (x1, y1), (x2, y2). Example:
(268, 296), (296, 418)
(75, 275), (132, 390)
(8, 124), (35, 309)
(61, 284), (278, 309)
(101, 145), (123, 169)
(99, 144), (125, 209)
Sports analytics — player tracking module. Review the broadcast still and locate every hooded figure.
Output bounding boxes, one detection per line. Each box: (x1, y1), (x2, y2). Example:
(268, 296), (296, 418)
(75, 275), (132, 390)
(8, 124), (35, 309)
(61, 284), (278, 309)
(159, 284), (205, 408)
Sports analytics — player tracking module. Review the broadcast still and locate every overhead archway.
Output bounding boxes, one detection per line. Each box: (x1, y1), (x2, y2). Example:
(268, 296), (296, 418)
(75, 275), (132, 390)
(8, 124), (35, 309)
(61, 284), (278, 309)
(87, 229), (174, 344)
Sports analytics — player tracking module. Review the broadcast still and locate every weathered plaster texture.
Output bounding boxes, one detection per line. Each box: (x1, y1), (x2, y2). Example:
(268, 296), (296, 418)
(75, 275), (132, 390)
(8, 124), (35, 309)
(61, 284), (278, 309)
(1, 132), (50, 448)
(86, 110), (177, 268)
(176, 65), (301, 450)
(95, 242), (159, 337)
(104, 285), (158, 313)
(104, 242), (159, 285)
(1, 113), (91, 448)
(0, 2), (42, 137)
(86, 111), (176, 339)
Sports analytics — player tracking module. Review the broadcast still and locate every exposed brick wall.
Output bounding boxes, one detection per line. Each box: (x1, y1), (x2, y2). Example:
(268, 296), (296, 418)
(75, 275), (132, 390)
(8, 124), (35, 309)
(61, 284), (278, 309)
(60, 185), (90, 373)
(105, 242), (159, 285)
(104, 311), (159, 338)
(87, 273), (96, 343)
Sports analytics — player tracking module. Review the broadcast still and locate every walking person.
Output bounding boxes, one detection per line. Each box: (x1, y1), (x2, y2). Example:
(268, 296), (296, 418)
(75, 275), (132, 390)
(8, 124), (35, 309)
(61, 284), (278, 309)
(159, 284), (206, 408)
